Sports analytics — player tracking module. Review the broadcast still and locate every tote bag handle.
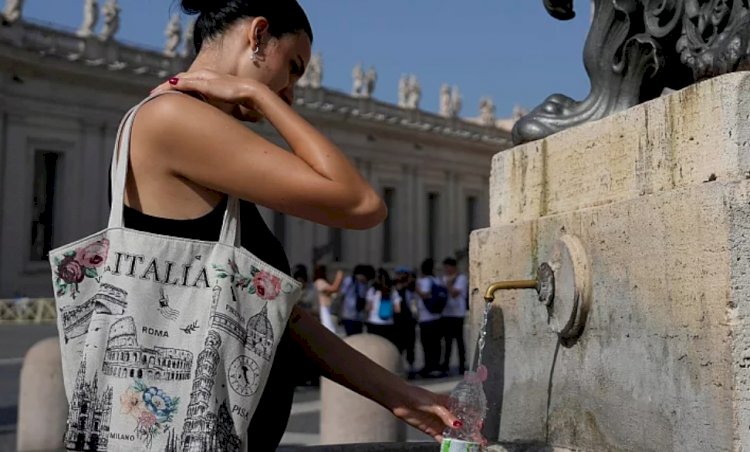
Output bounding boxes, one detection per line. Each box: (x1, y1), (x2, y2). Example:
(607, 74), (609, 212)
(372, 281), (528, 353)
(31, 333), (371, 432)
(108, 92), (241, 247)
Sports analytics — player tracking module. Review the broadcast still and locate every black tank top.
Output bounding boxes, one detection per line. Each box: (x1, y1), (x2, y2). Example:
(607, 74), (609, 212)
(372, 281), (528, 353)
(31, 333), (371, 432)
(122, 198), (291, 275)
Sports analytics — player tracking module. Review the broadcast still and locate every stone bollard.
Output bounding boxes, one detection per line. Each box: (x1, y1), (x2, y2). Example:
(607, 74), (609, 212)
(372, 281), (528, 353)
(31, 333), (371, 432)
(17, 337), (67, 452)
(320, 334), (405, 444)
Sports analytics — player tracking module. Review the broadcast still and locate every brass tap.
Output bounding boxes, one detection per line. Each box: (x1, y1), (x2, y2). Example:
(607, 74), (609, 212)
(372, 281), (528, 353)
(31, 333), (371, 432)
(483, 263), (555, 305)
(483, 279), (538, 303)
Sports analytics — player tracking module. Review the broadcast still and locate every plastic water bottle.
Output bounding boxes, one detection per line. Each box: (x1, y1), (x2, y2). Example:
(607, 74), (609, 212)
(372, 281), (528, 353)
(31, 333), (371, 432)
(441, 365), (488, 451)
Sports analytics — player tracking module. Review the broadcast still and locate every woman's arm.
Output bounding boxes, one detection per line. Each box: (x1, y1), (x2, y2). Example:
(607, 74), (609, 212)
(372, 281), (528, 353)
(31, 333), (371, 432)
(330, 270), (344, 293)
(139, 73), (386, 229)
(288, 306), (457, 440)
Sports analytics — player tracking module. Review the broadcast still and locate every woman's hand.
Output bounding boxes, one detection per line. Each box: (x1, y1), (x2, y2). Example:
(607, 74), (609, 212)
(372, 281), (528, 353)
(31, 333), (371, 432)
(151, 70), (267, 122)
(388, 384), (461, 442)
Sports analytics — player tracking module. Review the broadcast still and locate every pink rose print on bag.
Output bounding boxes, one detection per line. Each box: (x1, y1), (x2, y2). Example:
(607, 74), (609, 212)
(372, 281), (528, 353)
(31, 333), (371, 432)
(252, 270), (281, 300)
(53, 238), (109, 299)
(213, 259), (283, 301)
(75, 239), (109, 268)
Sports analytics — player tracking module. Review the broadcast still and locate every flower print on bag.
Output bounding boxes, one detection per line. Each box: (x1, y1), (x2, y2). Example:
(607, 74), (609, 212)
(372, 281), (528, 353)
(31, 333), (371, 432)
(120, 387), (145, 417)
(253, 270), (281, 300)
(75, 239), (109, 268)
(53, 238), (109, 299)
(120, 380), (180, 449)
(214, 259), (283, 301)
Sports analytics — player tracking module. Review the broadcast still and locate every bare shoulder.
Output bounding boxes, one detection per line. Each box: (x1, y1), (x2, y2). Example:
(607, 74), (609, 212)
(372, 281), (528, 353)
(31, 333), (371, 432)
(130, 92), (257, 161)
(135, 93), (231, 134)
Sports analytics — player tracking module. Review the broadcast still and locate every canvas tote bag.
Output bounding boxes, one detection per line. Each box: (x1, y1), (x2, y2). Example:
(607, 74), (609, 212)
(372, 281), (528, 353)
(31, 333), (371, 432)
(49, 92), (301, 451)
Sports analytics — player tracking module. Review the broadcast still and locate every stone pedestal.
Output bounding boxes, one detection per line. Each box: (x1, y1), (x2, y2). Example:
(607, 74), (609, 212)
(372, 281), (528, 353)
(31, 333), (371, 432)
(17, 337), (67, 451)
(470, 73), (750, 451)
(320, 334), (405, 444)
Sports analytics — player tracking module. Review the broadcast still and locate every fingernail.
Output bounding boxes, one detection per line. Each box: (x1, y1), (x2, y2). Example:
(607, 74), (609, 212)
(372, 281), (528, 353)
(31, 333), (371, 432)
(168, 77), (179, 85)
(453, 420), (463, 428)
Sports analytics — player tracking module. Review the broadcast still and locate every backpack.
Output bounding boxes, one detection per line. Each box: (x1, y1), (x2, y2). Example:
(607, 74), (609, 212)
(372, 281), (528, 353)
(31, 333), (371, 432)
(378, 296), (394, 321)
(424, 277), (448, 314)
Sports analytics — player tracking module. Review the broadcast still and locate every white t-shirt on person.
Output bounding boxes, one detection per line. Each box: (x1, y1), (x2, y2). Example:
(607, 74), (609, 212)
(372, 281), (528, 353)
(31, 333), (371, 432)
(415, 276), (442, 323)
(442, 273), (468, 318)
(365, 287), (401, 325)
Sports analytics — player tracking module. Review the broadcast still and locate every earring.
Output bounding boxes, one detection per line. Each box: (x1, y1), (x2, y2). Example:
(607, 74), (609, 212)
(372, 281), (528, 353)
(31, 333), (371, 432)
(251, 36), (261, 61)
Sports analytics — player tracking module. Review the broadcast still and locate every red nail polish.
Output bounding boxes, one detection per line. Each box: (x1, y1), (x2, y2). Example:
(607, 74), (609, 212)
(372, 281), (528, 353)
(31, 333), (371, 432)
(453, 420), (463, 428)
(168, 77), (179, 85)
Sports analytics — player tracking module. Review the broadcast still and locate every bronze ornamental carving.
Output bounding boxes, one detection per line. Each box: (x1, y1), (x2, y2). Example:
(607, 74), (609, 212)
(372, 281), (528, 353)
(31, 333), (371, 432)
(514, 0), (750, 145)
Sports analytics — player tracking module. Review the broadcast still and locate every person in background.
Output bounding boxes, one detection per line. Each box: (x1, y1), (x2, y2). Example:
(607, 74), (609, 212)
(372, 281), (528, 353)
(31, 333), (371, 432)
(339, 264), (369, 335)
(440, 257), (468, 376)
(365, 268), (401, 345)
(415, 258), (445, 378)
(293, 264), (319, 318)
(394, 267), (418, 379)
(313, 264), (344, 333)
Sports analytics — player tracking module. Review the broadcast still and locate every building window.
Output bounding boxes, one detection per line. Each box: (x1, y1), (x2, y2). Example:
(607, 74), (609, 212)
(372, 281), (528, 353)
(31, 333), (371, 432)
(30, 151), (60, 261)
(466, 195), (478, 241)
(382, 187), (395, 263)
(273, 211), (286, 247)
(330, 228), (343, 262)
(427, 192), (440, 259)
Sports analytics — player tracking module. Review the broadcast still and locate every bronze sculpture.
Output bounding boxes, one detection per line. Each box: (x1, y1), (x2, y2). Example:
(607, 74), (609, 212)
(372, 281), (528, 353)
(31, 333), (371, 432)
(513, 0), (750, 145)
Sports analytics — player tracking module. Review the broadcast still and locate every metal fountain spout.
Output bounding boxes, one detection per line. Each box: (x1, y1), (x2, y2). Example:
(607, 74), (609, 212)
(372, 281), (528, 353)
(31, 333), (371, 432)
(483, 264), (554, 305)
(482, 235), (592, 340)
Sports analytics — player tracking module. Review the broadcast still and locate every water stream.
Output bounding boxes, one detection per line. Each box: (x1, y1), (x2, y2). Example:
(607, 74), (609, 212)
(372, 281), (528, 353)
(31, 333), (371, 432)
(474, 301), (492, 371)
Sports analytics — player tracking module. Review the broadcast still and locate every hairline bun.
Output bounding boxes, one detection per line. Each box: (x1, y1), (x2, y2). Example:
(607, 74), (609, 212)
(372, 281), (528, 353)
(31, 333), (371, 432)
(180, 0), (221, 15)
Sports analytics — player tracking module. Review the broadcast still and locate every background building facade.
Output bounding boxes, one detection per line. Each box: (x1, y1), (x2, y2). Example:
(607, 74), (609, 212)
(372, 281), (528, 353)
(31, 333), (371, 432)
(0, 14), (512, 298)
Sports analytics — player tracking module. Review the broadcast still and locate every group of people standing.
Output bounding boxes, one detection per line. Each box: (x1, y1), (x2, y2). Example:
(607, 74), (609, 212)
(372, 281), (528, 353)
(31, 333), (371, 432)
(294, 257), (469, 379)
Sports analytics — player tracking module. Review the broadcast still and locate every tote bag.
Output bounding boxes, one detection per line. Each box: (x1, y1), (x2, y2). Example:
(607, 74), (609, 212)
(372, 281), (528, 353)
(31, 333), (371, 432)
(49, 93), (301, 451)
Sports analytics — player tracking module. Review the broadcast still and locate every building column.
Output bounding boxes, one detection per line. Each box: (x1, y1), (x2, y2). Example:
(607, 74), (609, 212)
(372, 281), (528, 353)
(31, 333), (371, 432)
(412, 165), (424, 266)
(81, 119), (109, 231)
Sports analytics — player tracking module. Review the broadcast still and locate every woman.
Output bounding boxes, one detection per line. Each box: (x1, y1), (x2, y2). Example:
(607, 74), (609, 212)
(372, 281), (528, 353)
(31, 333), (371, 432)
(394, 267), (418, 378)
(365, 268), (401, 345)
(313, 263), (343, 333)
(139, 0), (458, 448)
(415, 258), (446, 378)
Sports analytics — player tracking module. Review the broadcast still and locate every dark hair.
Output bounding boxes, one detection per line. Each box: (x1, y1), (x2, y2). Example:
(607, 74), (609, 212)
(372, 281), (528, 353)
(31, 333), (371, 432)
(363, 265), (377, 281)
(292, 264), (308, 283)
(443, 257), (457, 267)
(420, 258), (434, 276)
(180, 0), (314, 53)
(313, 264), (327, 282)
(373, 268), (393, 294)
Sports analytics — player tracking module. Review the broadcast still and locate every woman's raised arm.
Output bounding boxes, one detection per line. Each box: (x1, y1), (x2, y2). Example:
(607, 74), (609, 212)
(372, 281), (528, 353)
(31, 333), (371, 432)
(137, 73), (386, 229)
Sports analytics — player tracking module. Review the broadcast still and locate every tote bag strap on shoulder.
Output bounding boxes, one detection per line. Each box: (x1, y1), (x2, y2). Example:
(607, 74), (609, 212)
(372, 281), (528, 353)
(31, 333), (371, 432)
(108, 92), (241, 247)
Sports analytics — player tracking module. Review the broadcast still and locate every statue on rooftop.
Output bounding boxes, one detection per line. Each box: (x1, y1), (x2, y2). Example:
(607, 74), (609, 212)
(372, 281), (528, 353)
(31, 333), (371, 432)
(182, 19), (196, 58)
(2, 0), (24, 24)
(352, 63), (364, 97)
(479, 97), (496, 127)
(164, 14), (182, 57)
(363, 66), (377, 98)
(99, 0), (120, 42)
(398, 74), (408, 107)
(439, 84), (452, 118)
(307, 52), (323, 88)
(405, 74), (421, 110)
(77, 0), (98, 38)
